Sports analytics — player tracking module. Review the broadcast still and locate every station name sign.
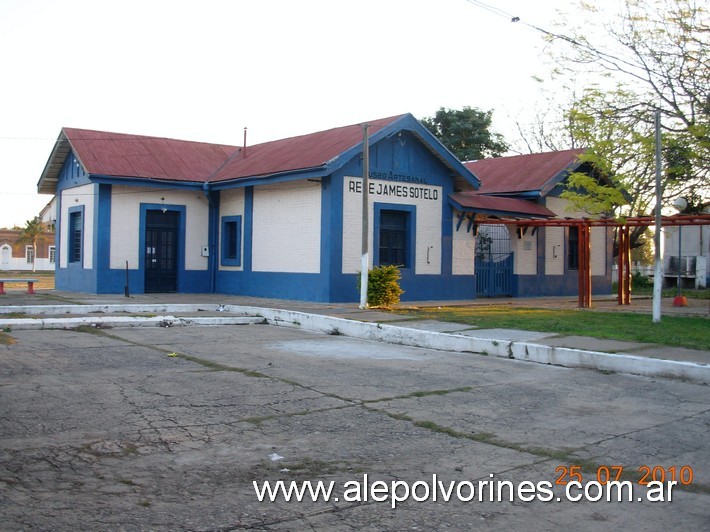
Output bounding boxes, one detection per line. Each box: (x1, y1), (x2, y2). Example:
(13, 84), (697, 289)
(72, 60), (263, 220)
(347, 178), (439, 201)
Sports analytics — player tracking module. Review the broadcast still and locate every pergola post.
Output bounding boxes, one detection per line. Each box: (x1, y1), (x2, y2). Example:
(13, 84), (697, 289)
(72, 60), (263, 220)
(577, 223), (592, 308)
(616, 224), (632, 305)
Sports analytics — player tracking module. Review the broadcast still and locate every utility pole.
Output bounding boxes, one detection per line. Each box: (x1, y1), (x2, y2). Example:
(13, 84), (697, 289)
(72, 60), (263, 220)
(652, 110), (663, 322)
(359, 124), (370, 309)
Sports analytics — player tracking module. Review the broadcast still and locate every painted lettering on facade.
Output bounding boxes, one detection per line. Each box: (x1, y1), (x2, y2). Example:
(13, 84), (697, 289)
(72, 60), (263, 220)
(369, 170), (427, 184)
(348, 179), (439, 201)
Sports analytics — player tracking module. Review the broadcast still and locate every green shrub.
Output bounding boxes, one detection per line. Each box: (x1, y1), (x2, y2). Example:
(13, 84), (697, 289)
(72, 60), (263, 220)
(631, 272), (653, 289)
(358, 265), (404, 307)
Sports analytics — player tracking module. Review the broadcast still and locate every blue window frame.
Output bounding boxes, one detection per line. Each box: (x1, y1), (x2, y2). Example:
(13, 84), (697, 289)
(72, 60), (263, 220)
(68, 206), (84, 264)
(374, 203), (416, 269)
(221, 215), (242, 266)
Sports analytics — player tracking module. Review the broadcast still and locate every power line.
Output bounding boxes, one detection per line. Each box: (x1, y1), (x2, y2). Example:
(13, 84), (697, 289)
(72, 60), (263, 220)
(463, 0), (643, 76)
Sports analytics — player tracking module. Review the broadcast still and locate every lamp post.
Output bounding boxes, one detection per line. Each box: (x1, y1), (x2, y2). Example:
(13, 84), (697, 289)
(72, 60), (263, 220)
(673, 197), (688, 307)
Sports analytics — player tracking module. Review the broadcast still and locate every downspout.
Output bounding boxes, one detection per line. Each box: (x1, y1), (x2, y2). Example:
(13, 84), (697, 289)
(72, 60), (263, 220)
(203, 182), (217, 293)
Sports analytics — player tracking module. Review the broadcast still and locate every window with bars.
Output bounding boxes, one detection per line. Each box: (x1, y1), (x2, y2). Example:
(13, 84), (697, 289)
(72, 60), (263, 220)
(379, 210), (408, 267)
(69, 210), (82, 263)
(221, 216), (242, 266)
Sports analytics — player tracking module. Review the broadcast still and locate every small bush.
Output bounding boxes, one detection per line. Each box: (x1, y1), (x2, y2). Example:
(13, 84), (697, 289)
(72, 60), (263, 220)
(631, 272), (653, 289)
(358, 265), (404, 308)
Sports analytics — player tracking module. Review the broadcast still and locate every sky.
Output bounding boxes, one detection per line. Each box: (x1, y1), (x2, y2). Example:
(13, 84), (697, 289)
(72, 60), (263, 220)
(0, 0), (618, 228)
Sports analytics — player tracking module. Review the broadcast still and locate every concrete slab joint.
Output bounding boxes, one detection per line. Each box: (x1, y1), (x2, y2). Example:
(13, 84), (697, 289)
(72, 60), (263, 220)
(0, 303), (707, 385)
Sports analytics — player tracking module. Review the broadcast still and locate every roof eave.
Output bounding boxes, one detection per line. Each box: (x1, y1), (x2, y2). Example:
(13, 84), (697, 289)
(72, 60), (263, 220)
(91, 175), (206, 189)
(538, 155), (586, 197)
(448, 197), (555, 220)
(209, 165), (328, 190)
(37, 132), (71, 194)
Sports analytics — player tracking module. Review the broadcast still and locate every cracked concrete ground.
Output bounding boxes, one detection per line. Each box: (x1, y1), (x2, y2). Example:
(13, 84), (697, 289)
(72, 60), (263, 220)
(1, 323), (709, 530)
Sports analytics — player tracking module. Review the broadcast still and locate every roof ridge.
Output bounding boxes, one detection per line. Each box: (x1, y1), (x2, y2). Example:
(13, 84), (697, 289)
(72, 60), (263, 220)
(62, 126), (241, 149)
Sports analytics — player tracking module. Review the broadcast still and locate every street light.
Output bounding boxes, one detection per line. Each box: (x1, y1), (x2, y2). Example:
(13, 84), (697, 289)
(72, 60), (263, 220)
(673, 197), (688, 307)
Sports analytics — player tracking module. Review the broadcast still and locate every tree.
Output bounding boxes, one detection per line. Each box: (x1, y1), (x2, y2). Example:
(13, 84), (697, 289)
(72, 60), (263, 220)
(17, 217), (45, 273)
(527, 0), (709, 254)
(546, 0), (709, 215)
(421, 106), (509, 161)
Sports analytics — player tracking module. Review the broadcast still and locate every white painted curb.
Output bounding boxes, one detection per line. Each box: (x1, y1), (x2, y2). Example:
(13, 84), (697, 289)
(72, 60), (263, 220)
(0, 315), (262, 330)
(0, 303), (707, 384)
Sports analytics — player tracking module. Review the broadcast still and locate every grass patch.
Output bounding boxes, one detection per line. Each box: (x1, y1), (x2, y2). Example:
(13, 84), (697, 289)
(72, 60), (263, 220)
(396, 306), (710, 351)
(72, 324), (112, 334)
(0, 331), (16, 345)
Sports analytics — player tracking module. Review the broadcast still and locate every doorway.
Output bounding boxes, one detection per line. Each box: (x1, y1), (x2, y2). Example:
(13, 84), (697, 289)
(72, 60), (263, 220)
(144, 210), (179, 293)
(475, 224), (513, 297)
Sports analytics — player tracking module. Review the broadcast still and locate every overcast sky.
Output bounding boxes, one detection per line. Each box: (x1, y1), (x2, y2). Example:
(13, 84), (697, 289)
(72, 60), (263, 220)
(0, 0), (618, 228)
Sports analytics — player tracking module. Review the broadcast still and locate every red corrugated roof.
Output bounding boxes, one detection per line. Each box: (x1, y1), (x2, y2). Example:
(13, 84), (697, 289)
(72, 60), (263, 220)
(61, 115), (405, 184)
(63, 128), (240, 182)
(450, 193), (555, 218)
(464, 148), (585, 195)
(209, 115), (404, 182)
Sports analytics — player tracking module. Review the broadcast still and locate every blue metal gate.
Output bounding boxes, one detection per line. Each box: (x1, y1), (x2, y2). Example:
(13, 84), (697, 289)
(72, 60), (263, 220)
(475, 254), (514, 297)
(475, 224), (514, 297)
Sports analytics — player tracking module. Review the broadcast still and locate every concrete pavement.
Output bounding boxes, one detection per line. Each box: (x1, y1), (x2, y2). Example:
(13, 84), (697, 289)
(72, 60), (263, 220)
(1, 321), (709, 530)
(1, 289), (709, 529)
(0, 289), (708, 384)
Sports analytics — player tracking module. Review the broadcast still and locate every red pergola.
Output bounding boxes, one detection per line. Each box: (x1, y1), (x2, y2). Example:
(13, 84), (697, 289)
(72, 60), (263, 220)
(481, 214), (710, 308)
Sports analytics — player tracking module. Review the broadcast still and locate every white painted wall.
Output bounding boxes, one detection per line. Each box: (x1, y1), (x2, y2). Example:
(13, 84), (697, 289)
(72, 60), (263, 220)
(342, 177), (442, 274)
(546, 196), (610, 276)
(545, 226), (565, 275)
(511, 226), (538, 275)
(109, 186), (209, 271)
(451, 210), (475, 275)
(218, 188), (245, 272)
(252, 180), (322, 273)
(591, 227), (607, 275)
(60, 183), (95, 269)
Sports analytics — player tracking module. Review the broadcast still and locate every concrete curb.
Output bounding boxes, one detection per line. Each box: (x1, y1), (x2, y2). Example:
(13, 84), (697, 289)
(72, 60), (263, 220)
(0, 314), (263, 330)
(226, 305), (710, 385)
(1, 303), (707, 385)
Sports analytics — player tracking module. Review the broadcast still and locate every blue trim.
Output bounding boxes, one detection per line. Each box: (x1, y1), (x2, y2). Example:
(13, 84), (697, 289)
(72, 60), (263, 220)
(95, 184), (112, 284)
(67, 205), (85, 266)
(243, 187), (253, 272)
(209, 168), (328, 190)
(220, 215), (242, 266)
(54, 194), (62, 269)
(139, 203), (190, 293)
(91, 175), (203, 191)
(448, 197), (552, 219)
(319, 176), (333, 292)
(206, 188), (219, 292)
(373, 203), (416, 269)
(326, 114), (481, 191)
(57, 152), (91, 191)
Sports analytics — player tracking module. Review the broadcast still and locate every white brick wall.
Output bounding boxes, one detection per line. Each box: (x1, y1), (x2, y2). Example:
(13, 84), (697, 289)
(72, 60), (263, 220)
(109, 186), (209, 271)
(252, 180), (322, 273)
(591, 227), (607, 275)
(452, 211), (475, 275)
(60, 183), (95, 269)
(511, 225), (538, 275)
(218, 188), (245, 272)
(545, 226), (565, 275)
(342, 177), (442, 274)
